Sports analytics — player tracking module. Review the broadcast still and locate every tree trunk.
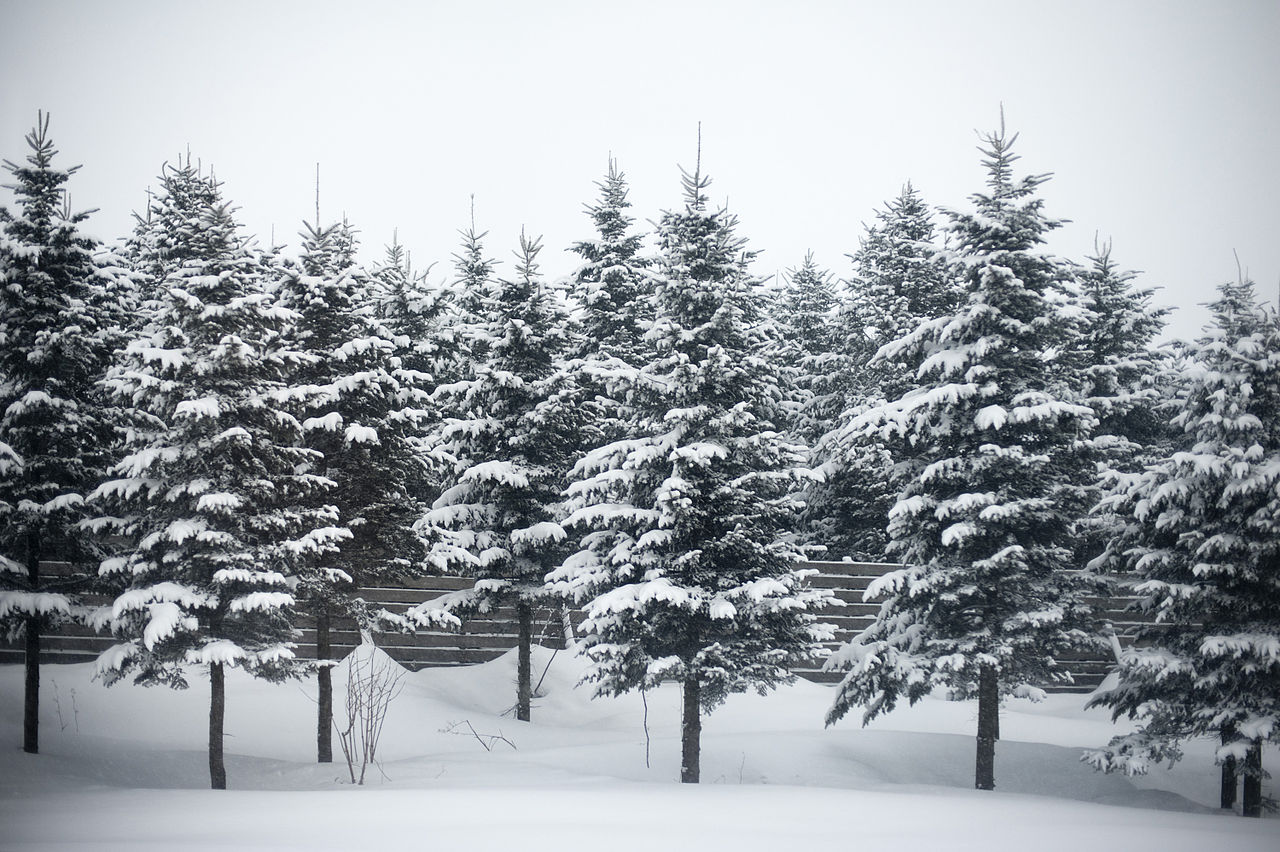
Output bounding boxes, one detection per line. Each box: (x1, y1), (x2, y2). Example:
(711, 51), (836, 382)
(22, 534), (41, 755)
(316, 607), (332, 763)
(1242, 740), (1262, 818)
(1220, 726), (1238, 810)
(209, 662), (227, 790)
(516, 601), (532, 722)
(23, 613), (40, 755)
(974, 664), (998, 791)
(681, 675), (701, 784)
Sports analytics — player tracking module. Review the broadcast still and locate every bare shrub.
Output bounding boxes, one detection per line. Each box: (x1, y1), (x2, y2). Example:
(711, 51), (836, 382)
(335, 643), (404, 785)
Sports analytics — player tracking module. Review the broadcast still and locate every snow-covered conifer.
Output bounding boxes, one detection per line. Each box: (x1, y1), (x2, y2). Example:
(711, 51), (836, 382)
(559, 159), (654, 461)
(842, 182), (956, 400)
(88, 163), (349, 789)
(1068, 242), (1172, 562)
(1084, 278), (1280, 818)
(804, 184), (956, 561)
(409, 232), (578, 721)
(124, 157), (223, 319)
(824, 122), (1105, 792)
(372, 232), (456, 394)
(569, 158), (652, 365)
(550, 163), (835, 783)
(0, 114), (123, 754)
(275, 216), (440, 763)
(776, 251), (839, 441)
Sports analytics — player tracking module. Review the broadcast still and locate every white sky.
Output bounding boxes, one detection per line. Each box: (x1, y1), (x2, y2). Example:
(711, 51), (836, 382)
(3, 0), (1277, 342)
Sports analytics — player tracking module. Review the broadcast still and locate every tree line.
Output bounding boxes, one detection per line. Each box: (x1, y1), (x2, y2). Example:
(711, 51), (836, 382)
(0, 112), (1275, 813)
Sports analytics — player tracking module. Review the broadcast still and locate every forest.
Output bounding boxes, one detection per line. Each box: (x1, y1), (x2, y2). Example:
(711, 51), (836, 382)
(0, 111), (1276, 816)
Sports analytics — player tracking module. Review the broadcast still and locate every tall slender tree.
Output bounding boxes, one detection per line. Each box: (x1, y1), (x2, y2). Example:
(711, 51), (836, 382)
(824, 121), (1105, 791)
(1084, 278), (1280, 818)
(551, 163), (834, 783)
(569, 158), (652, 365)
(89, 163), (348, 789)
(776, 251), (840, 444)
(275, 217), (436, 763)
(804, 184), (957, 562)
(0, 114), (123, 754)
(1068, 242), (1172, 565)
(410, 232), (579, 721)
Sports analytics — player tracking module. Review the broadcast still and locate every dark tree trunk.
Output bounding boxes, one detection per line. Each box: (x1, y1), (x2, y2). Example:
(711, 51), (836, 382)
(681, 675), (701, 784)
(516, 601), (532, 722)
(316, 607), (332, 763)
(23, 613), (40, 755)
(974, 664), (998, 791)
(1242, 741), (1262, 818)
(1220, 726), (1238, 810)
(23, 533), (41, 755)
(209, 662), (227, 790)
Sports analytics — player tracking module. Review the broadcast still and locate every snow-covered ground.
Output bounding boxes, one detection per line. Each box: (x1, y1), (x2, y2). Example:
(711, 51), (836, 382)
(1, 645), (1275, 851)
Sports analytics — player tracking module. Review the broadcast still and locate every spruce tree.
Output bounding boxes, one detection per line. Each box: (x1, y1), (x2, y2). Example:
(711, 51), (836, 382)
(0, 114), (122, 754)
(275, 216), (436, 763)
(806, 183), (957, 561)
(410, 232), (579, 721)
(550, 164), (834, 783)
(1084, 278), (1280, 818)
(372, 231), (457, 396)
(559, 159), (654, 465)
(88, 163), (348, 789)
(776, 251), (839, 443)
(569, 158), (652, 366)
(1069, 242), (1172, 563)
(824, 122), (1105, 791)
(842, 182), (956, 400)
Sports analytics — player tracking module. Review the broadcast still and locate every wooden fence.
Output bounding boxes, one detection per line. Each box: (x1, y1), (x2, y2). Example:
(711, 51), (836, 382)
(1, 560), (1141, 692)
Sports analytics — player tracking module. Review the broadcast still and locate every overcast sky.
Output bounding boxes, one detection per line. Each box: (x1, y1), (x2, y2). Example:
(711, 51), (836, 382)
(3, 0), (1277, 342)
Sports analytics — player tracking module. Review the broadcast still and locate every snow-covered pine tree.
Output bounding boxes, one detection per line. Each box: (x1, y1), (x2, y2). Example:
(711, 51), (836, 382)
(550, 163), (835, 783)
(776, 251), (839, 442)
(805, 183), (957, 562)
(842, 182), (956, 401)
(823, 121), (1105, 791)
(0, 114), (124, 754)
(1074, 242), (1170, 443)
(88, 163), (349, 789)
(409, 231), (578, 722)
(275, 216), (441, 764)
(124, 155), (223, 320)
(372, 231), (457, 398)
(1068, 242), (1172, 565)
(448, 219), (500, 363)
(558, 158), (654, 468)
(1084, 277), (1280, 818)
(570, 158), (652, 366)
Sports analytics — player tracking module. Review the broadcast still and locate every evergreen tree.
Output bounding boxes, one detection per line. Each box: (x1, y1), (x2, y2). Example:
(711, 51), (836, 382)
(1069, 242), (1172, 562)
(569, 158), (652, 366)
(560, 159), (654, 459)
(88, 163), (348, 789)
(823, 122), (1105, 791)
(0, 114), (123, 754)
(372, 231), (457, 394)
(842, 182), (956, 400)
(124, 156), (223, 319)
(448, 220), (500, 361)
(1084, 278), (1280, 818)
(550, 164), (835, 783)
(409, 232), (578, 721)
(805, 184), (957, 561)
(275, 217), (437, 763)
(776, 251), (839, 442)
